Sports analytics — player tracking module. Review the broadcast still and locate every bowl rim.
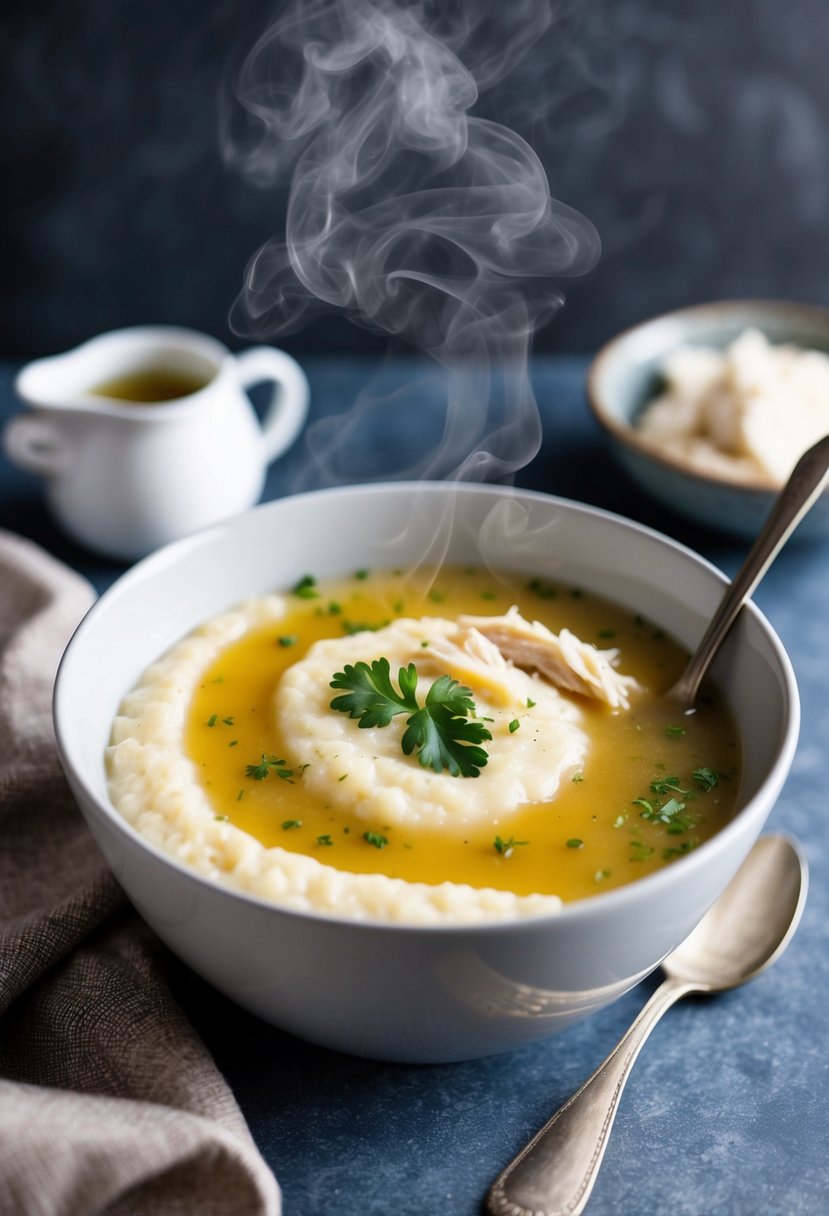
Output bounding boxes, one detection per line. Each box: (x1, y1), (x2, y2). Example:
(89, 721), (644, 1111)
(53, 480), (801, 936)
(586, 297), (829, 497)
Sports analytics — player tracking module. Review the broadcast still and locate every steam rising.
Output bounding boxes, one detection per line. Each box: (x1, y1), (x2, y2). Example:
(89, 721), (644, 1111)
(222, 0), (600, 484)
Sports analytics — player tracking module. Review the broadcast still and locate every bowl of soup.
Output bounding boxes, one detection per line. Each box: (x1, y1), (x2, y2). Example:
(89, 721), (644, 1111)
(53, 482), (799, 1062)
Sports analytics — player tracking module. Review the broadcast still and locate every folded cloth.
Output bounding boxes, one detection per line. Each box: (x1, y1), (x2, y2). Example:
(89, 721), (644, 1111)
(0, 532), (280, 1216)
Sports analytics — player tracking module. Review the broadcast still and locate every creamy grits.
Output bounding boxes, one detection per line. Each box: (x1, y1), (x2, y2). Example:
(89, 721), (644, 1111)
(106, 567), (741, 924)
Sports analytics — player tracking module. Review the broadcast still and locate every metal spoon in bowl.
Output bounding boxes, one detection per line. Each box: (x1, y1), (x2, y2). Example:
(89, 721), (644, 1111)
(486, 833), (808, 1216)
(670, 434), (829, 711)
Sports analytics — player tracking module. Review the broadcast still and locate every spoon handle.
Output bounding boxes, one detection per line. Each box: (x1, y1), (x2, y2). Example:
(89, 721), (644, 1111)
(486, 975), (697, 1216)
(671, 433), (829, 709)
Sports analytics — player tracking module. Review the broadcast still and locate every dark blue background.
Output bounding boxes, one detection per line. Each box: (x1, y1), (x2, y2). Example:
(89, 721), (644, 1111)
(5, 0), (829, 357)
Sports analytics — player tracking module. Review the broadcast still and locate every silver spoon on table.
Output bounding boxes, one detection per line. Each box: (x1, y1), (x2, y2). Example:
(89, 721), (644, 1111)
(486, 834), (808, 1216)
(669, 433), (829, 710)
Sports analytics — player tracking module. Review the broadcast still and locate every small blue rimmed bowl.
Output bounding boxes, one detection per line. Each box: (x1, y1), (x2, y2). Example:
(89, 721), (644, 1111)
(587, 300), (829, 539)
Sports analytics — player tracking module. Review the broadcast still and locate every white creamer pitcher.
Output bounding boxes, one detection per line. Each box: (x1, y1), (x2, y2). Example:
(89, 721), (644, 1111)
(4, 326), (310, 560)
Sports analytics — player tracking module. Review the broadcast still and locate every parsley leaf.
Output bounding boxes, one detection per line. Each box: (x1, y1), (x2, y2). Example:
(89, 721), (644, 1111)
(245, 755), (294, 782)
(330, 658), (419, 726)
(693, 766), (719, 791)
(650, 775), (688, 797)
(292, 574), (319, 599)
(494, 835), (528, 856)
(329, 659), (491, 777)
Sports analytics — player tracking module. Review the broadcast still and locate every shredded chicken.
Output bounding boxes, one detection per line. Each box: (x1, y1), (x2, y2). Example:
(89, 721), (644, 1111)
(426, 627), (518, 706)
(457, 607), (638, 710)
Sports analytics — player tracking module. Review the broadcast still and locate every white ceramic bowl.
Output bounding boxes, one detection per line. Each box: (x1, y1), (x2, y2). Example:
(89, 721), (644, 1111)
(587, 299), (829, 539)
(54, 482), (799, 1063)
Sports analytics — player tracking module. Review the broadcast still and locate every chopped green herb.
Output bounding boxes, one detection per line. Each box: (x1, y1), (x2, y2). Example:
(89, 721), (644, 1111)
(341, 619), (387, 636)
(354, 569), (370, 580)
(666, 724), (686, 738)
(428, 588), (446, 603)
(329, 658), (491, 777)
(338, 773), (348, 782)
(566, 838), (584, 849)
(281, 819), (302, 830)
(635, 792), (697, 833)
(594, 869), (611, 881)
(214, 814), (229, 822)
(223, 716), (234, 726)
(245, 755), (294, 782)
(527, 577), (557, 599)
(526, 697), (536, 708)
(317, 834), (334, 846)
(663, 838), (699, 859)
(613, 813), (627, 828)
(572, 771), (584, 783)
(292, 574), (319, 599)
(363, 831), (389, 849)
(206, 714), (218, 727)
(650, 775), (688, 796)
(630, 839), (655, 860)
(228, 740), (238, 748)
(328, 601), (343, 615)
(494, 835), (528, 857)
(481, 590), (497, 601)
(597, 628), (616, 639)
(660, 796), (686, 819)
(508, 719), (520, 733)
(693, 767), (719, 791)
(278, 635), (297, 648)
(236, 789), (245, 801)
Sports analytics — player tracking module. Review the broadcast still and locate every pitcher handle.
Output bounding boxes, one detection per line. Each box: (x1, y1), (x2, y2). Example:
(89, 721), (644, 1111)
(3, 415), (71, 476)
(234, 347), (310, 465)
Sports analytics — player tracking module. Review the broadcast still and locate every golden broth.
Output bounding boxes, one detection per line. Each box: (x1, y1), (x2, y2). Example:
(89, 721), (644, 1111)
(90, 368), (210, 402)
(186, 568), (740, 902)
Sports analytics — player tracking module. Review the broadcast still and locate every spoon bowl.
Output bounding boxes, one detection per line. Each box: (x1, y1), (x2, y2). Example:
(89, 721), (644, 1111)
(665, 833), (807, 990)
(488, 834), (808, 1216)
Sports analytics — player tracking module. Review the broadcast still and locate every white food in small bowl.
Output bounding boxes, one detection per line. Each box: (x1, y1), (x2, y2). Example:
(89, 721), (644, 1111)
(636, 328), (829, 486)
(588, 300), (829, 536)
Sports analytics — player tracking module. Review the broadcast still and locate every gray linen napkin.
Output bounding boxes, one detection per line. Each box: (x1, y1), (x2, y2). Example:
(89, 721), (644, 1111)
(0, 531), (280, 1216)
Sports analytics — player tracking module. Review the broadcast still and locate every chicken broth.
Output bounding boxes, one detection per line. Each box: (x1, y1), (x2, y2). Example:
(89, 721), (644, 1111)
(186, 568), (740, 902)
(90, 368), (211, 402)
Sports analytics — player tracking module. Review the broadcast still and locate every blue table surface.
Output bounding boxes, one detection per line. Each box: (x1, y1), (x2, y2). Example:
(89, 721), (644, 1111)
(2, 355), (827, 1215)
